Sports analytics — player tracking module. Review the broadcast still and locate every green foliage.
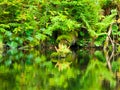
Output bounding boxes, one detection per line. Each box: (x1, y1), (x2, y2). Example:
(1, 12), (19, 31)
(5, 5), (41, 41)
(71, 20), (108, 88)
(112, 24), (119, 35)
(51, 43), (72, 58)
(118, 45), (120, 52)
(0, 1), (119, 90)
(0, 0), (118, 48)
(112, 57), (120, 72)
(94, 51), (106, 62)
(0, 0), (49, 48)
(81, 59), (116, 90)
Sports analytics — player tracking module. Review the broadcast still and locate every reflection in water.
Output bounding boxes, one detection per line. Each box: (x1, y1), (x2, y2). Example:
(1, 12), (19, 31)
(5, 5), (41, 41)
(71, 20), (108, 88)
(0, 48), (119, 90)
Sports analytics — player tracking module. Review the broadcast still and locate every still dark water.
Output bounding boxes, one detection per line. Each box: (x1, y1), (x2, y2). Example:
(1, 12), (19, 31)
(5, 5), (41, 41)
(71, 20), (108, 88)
(0, 48), (120, 90)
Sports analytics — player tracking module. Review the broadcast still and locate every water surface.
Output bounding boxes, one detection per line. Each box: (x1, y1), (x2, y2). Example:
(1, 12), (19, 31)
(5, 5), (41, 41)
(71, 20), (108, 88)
(0, 48), (119, 90)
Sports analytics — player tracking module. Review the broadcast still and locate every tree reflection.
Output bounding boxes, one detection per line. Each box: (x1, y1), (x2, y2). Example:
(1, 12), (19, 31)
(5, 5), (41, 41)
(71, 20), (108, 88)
(0, 48), (119, 90)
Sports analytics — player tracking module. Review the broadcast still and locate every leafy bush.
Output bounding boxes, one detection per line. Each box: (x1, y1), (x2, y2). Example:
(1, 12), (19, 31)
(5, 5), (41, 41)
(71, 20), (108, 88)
(0, 0), (118, 48)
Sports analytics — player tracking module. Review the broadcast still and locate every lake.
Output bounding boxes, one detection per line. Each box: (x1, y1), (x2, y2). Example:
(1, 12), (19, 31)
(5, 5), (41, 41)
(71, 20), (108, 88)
(0, 48), (119, 90)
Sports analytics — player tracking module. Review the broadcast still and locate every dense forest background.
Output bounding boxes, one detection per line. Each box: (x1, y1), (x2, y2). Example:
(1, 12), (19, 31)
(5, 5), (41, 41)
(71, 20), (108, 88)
(0, 0), (119, 50)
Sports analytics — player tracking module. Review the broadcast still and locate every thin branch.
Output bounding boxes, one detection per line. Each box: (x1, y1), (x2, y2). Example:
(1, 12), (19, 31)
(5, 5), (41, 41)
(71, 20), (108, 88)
(103, 24), (113, 71)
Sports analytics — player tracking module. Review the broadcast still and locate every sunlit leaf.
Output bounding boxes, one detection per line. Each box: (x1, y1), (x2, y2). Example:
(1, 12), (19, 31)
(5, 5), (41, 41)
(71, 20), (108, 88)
(7, 41), (18, 48)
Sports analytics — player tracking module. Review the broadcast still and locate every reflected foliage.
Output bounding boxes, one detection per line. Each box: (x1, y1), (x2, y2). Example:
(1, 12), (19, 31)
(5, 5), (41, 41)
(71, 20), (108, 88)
(0, 49), (118, 90)
(81, 59), (116, 90)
